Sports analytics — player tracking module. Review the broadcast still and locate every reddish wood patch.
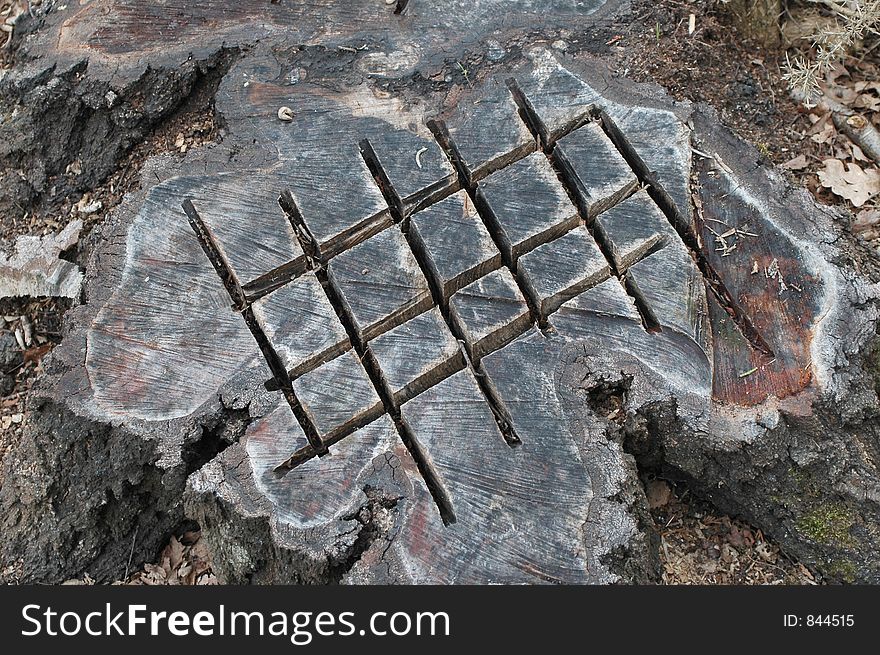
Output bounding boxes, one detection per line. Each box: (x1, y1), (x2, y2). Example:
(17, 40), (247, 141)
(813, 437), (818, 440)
(696, 162), (822, 406)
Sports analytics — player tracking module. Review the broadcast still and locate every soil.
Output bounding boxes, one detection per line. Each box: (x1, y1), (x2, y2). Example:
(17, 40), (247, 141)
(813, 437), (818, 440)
(615, 0), (807, 168)
(2, 0), (876, 585)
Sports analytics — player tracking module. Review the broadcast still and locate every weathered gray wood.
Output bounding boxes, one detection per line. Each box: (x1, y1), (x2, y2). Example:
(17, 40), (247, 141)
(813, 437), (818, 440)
(85, 173), (270, 422)
(443, 77), (537, 183)
(625, 242), (708, 346)
(195, 177), (306, 285)
(369, 308), (465, 405)
(552, 121), (639, 220)
(9, 6), (879, 587)
(397, 367), (594, 584)
(557, 276), (641, 322)
(608, 107), (694, 232)
(594, 190), (675, 272)
(476, 152), (579, 261)
(551, 294), (714, 395)
(292, 349), (384, 439)
(285, 146), (392, 257)
(518, 226), (610, 318)
(593, 190), (709, 347)
(366, 128), (458, 213)
(448, 268), (532, 361)
(328, 227), (433, 341)
(519, 50), (694, 229)
(245, 402), (396, 528)
(252, 275), (351, 378)
(409, 190), (502, 298)
(0, 221), (83, 299)
(15, 1), (616, 82)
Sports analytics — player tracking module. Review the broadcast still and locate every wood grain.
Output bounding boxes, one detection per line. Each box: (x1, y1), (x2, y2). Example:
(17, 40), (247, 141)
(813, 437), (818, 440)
(476, 152), (579, 261)
(553, 121), (639, 219)
(448, 269), (532, 361)
(397, 366), (593, 584)
(443, 77), (537, 183)
(246, 403), (396, 528)
(328, 227), (434, 341)
(293, 349), (384, 439)
(518, 226), (611, 319)
(369, 308), (466, 405)
(409, 190), (503, 299)
(252, 275), (351, 379)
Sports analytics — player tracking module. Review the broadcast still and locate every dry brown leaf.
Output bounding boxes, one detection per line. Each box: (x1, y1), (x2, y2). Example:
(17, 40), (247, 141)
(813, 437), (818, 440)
(810, 121), (837, 144)
(164, 535), (185, 571)
(853, 208), (880, 239)
(646, 480), (672, 509)
(855, 93), (880, 112)
(855, 80), (880, 95)
(817, 159), (880, 207)
(851, 143), (871, 163)
(782, 154), (809, 170)
(755, 542), (775, 563)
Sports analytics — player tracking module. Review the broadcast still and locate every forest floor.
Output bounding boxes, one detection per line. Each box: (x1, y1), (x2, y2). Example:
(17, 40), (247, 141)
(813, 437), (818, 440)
(3, 0), (878, 585)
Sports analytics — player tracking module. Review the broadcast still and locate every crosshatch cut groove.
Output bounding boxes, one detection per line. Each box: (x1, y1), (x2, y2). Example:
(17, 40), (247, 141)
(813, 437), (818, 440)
(277, 189), (457, 525)
(595, 109), (775, 357)
(182, 82), (780, 530)
(504, 78), (662, 332)
(359, 137), (523, 448)
(182, 199), (329, 457)
(425, 118), (547, 327)
(505, 77), (774, 355)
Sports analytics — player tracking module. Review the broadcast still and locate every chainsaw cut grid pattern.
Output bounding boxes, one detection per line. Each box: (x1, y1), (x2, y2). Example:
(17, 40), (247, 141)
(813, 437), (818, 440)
(184, 78), (704, 523)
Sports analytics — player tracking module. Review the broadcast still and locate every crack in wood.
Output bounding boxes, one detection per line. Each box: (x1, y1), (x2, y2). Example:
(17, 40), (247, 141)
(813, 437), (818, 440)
(277, 189), (457, 525)
(595, 109), (775, 357)
(505, 79), (662, 332)
(182, 198), (328, 457)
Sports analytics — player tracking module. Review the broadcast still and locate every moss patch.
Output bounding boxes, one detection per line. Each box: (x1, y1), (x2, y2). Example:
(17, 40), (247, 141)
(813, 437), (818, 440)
(796, 504), (857, 548)
(825, 559), (857, 584)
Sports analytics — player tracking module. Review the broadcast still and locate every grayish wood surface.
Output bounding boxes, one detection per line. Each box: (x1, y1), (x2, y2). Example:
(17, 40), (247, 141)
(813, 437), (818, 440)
(444, 77), (537, 182)
(448, 269), (532, 361)
(594, 191), (673, 272)
(553, 121), (639, 219)
(518, 50), (693, 228)
(397, 367), (593, 584)
(293, 349), (384, 439)
(246, 403), (396, 528)
(409, 190), (502, 298)
(559, 277), (642, 322)
(328, 228), (433, 341)
(253, 275), (351, 378)
(519, 226), (610, 318)
(284, 146), (391, 256)
(367, 128), (459, 213)
(476, 152), (579, 261)
(369, 308), (466, 405)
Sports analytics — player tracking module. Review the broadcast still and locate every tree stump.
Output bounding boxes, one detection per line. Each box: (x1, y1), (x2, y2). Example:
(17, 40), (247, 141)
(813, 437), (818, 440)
(724, 0), (782, 48)
(2, 0), (879, 584)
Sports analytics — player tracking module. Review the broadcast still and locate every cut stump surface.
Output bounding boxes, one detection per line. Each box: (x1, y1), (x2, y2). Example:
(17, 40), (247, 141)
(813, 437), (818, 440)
(2, 0), (879, 585)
